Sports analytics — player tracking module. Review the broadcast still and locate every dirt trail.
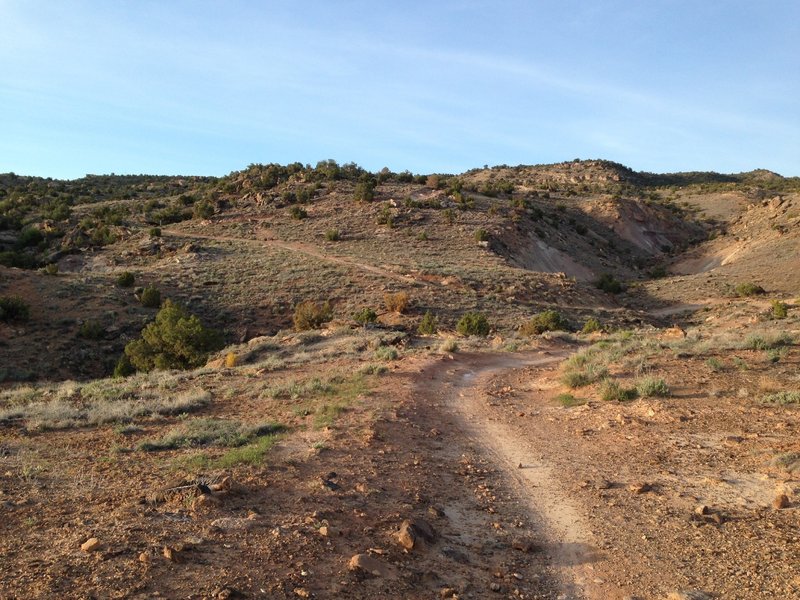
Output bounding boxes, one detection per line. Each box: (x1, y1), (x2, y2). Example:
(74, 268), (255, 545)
(418, 352), (610, 599)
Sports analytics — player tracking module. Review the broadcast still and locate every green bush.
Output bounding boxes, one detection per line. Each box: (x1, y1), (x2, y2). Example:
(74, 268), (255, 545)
(418, 311), (438, 335)
(149, 227), (161, 238)
(113, 354), (135, 378)
(289, 205), (308, 220)
(17, 226), (43, 248)
(293, 300), (333, 331)
(474, 229), (489, 242)
(456, 312), (490, 336)
(600, 379), (638, 402)
(0, 296), (30, 322)
(353, 307), (377, 326)
(596, 273), (624, 294)
(735, 282), (765, 297)
(771, 300), (789, 319)
(325, 229), (341, 241)
(140, 286), (161, 308)
(581, 317), (602, 334)
(117, 271), (135, 287)
(193, 198), (214, 219)
(78, 320), (105, 340)
(354, 179), (376, 202)
(520, 310), (568, 336)
(123, 300), (223, 372)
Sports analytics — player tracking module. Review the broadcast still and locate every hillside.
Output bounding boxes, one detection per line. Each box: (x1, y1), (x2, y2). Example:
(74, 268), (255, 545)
(1, 160), (799, 599)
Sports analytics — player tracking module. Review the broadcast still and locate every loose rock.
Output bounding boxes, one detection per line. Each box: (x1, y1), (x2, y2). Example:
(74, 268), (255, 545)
(80, 538), (101, 552)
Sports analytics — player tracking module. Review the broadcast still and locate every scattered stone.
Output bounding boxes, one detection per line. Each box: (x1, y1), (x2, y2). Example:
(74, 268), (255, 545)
(138, 552), (149, 563)
(81, 538), (101, 552)
(440, 587), (457, 598)
(427, 505), (446, 519)
(629, 482), (653, 494)
(210, 516), (256, 532)
(511, 538), (540, 553)
(293, 588), (310, 598)
(348, 553), (397, 578)
(397, 517), (437, 550)
(666, 591), (712, 600)
(773, 494), (790, 509)
(489, 582), (502, 592)
(695, 505), (710, 516)
(162, 546), (177, 561)
(319, 525), (333, 537)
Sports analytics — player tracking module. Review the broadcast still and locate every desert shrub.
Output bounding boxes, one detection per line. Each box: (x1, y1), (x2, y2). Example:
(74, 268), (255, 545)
(474, 228), (489, 242)
(771, 300), (789, 319)
(0, 296), (30, 322)
(17, 226), (43, 248)
(0, 250), (39, 269)
(439, 338), (459, 353)
(744, 332), (792, 350)
(762, 391), (800, 405)
(574, 223), (588, 235)
(418, 311), (438, 335)
(377, 205), (394, 227)
(43, 263), (58, 276)
(78, 320), (105, 340)
(116, 271), (135, 287)
(293, 300), (332, 331)
(140, 286), (161, 308)
(636, 377), (670, 397)
(123, 300), (223, 372)
(596, 273), (623, 294)
(736, 282), (766, 297)
(581, 317), (602, 334)
(149, 227), (161, 237)
(416, 231), (429, 241)
(193, 198), (214, 219)
(520, 310), (568, 336)
(649, 265), (668, 279)
(375, 346), (398, 361)
(705, 357), (724, 372)
(325, 229), (341, 241)
(384, 291), (410, 314)
(442, 208), (456, 224)
(456, 312), (490, 337)
(353, 307), (378, 326)
(289, 205), (308, 220)
(354, 179), (376, 202)
(225, 352), (238, 368)
(600, 379), (638, 402)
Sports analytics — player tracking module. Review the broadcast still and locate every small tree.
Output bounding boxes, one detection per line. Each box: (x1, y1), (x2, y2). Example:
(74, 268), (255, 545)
(123, 300), (223, 372)
(418, 311), (438, 335)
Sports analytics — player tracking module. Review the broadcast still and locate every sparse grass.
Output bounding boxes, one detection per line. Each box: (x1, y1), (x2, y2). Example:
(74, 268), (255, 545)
(636, 377), (670, 398)
(555, 393), (585, 407)
(325, 228), (341, 241)
(440, 338), (459, 353)
(706, 357), (725, 372)
(560, 364), (609, 388)
(581, 317), (602, 334)
(599, 379), (638, 402)
(139, 418), (283, 451)
(0, 384), (210, 430)
(773, 452), (800, 474)
(375, 346), (399, 361)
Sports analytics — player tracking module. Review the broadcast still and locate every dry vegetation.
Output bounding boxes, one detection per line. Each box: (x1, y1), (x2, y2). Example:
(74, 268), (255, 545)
(1, 159), (799, 598)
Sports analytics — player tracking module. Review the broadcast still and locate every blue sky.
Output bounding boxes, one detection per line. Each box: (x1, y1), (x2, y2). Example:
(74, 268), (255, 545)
(1, 0), (798, 178)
